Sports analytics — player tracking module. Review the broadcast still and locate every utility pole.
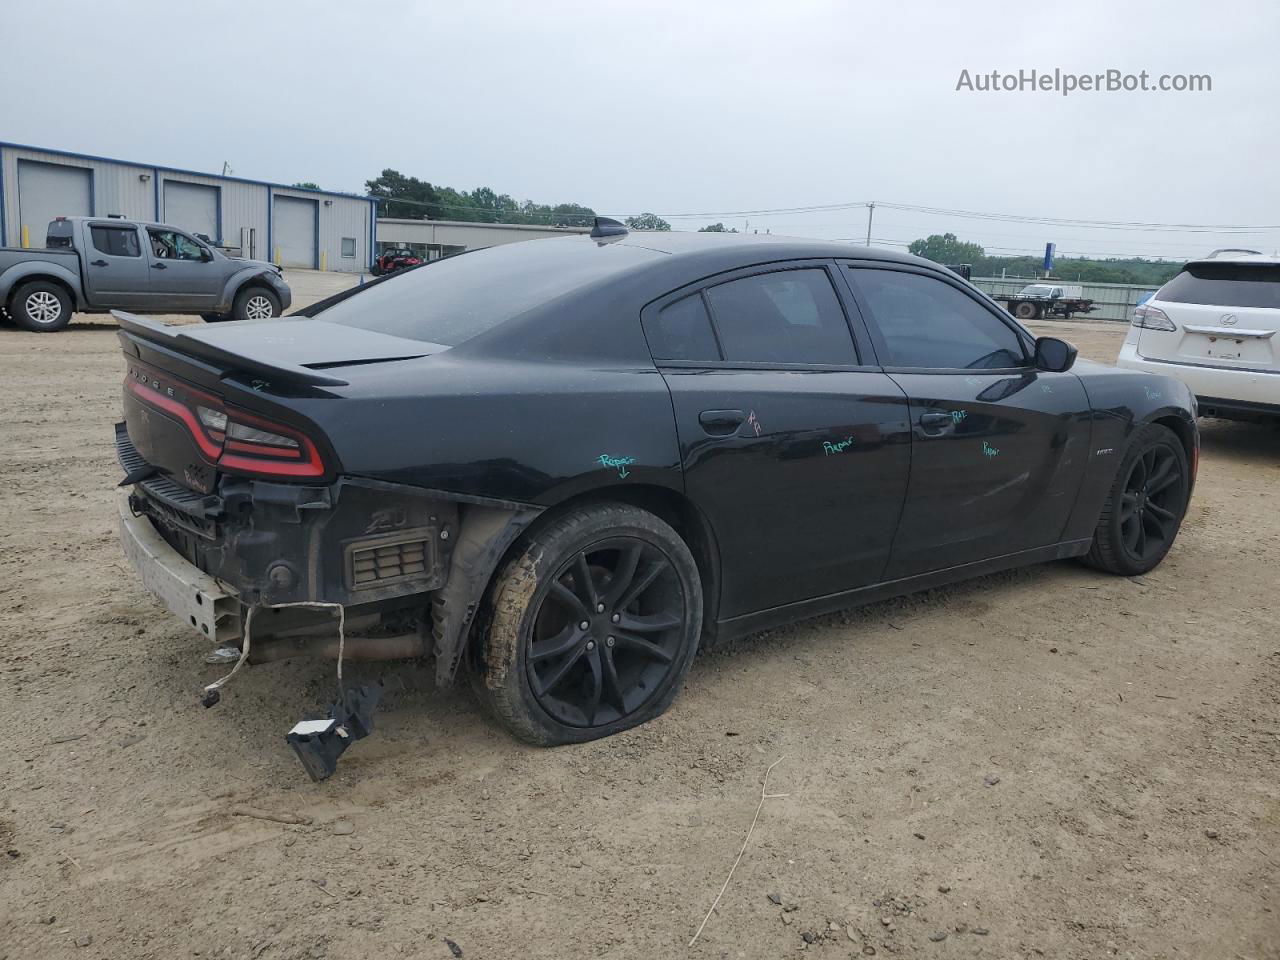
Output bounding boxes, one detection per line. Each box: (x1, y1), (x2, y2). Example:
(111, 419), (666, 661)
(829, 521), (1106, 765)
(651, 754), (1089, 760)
(864, 202), (875, 246)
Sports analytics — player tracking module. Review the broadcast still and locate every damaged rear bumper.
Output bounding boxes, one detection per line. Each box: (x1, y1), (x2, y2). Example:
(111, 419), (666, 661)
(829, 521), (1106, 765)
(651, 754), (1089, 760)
(115, 422), (542, 682)
(118, 489), (243, 643)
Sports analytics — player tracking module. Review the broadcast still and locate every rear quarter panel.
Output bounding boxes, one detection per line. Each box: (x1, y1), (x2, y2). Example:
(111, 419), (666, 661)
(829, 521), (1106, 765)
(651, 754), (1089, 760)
(0, 249), (85, 306)
(297, 352), (684, 507)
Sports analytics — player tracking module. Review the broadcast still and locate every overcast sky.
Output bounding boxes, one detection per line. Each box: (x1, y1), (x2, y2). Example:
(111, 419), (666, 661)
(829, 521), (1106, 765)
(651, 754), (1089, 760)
(4, 0), (1276, 259)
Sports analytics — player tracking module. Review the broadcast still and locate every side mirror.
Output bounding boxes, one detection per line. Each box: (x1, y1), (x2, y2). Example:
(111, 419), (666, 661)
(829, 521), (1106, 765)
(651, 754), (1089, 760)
(1034, 336), (1077, 373)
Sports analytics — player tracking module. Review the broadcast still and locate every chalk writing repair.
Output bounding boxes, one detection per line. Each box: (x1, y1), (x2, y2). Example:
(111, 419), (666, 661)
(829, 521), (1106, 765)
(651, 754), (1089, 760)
(823, 437), (854, 456)
(597, 454), (636, 478)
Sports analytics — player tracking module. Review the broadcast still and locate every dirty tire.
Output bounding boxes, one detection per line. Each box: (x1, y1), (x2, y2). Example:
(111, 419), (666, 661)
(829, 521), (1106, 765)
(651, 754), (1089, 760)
(1082, 423), (1190, 576)
(1014, 301), (1037, 320)
(475, 503), (702, 746)
(10, 280), (72, 332)
(232, 286), (280, 322)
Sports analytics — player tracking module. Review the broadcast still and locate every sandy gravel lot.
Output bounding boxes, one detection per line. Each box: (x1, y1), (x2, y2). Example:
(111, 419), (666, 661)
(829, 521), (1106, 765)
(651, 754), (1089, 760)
(1, 278), (1276, 960)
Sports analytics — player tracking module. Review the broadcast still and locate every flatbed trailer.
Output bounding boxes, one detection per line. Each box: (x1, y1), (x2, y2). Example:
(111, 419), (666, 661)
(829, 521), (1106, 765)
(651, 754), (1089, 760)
(992, 282), (1097, 320)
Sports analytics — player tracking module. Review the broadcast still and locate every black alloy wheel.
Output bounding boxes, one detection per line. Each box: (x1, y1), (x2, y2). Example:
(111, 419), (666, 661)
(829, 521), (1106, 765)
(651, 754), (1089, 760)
(1083, 422), (1190, 576)
(1117, 443), (1186, 563)
(476, 503), (703, 745)
(528, 537), (685, 728)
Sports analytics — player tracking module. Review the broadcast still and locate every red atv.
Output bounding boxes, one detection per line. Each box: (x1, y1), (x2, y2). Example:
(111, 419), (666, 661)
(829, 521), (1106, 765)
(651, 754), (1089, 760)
(370, 249), (423, 276)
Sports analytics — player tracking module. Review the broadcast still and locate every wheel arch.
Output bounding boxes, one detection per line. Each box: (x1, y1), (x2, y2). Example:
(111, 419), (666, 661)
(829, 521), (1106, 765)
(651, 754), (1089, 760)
(1149, 410), (1198, 492)
(439, 482), (723, 686)
(5, 272), (80, 313)
(539, 483), (722, 637)
(221, 268), (278, 311)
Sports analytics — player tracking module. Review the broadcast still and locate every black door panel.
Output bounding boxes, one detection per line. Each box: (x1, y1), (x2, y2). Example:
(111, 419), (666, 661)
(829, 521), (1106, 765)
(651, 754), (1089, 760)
(883, 370), (1091, 578)
(664, 368), (912, 618)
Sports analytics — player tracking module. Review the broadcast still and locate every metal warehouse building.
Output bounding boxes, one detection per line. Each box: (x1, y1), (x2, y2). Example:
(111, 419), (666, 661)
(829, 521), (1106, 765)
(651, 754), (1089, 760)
(375, 218), (590, 260)
(0, 143), (376, 273)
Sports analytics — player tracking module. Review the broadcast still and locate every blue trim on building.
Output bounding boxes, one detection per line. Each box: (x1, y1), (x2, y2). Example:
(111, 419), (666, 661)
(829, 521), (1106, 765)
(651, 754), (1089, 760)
(215, 184), (224, 245)
(152, 168), (160, 221)
(313, 197), (320, 269)
(266, 188), (273, 264)
(0, 145), (7, 246)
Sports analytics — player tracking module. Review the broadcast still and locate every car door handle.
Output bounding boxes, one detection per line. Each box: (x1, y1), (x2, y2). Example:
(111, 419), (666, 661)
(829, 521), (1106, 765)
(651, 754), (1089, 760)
(698, 409), (745, 436)
(151, 262), (167, 270)
(917, 412), (956, 437)
(90, 259), (108, 267)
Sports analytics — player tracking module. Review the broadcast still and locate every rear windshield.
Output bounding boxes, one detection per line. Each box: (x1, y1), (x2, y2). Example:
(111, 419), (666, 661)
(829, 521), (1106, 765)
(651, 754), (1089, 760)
(1157, 262), (1280, 309)
(315, 239), (658, 346)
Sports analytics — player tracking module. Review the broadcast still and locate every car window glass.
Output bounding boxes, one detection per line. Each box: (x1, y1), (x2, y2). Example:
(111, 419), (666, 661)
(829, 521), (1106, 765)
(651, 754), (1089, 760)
(90, 225), (141, 258)
(645, 293), (720, 362)
(318, 238), (665, 347)
(148, 230), (205, 261)
(705, 269), (856, 364)
(1157, 262), (1280, 309)
(851, 268), (1026, 369)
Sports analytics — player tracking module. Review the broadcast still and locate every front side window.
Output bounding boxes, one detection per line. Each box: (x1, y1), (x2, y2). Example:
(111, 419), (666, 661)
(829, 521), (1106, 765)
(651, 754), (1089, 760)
(704, 268), (856, 364)
(148, 229), (206, 261)
(90, 225), (141, 258)
(851, 268), (1026, 369)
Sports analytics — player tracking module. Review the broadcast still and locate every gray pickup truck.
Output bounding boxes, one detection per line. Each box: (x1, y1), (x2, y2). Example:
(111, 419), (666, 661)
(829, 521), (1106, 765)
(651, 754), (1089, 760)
(0, 216), (292, 332)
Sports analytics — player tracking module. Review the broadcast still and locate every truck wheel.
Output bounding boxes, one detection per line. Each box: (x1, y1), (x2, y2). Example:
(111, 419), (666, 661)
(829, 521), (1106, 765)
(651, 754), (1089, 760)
(1014, 301), (1037, 320)
(1063, 311), (1074, 320)
(474, 503), (703, 746)
(1034, 304), (1047, 319)
(10, 281), (72, 332)
(232, 286), (280, 322)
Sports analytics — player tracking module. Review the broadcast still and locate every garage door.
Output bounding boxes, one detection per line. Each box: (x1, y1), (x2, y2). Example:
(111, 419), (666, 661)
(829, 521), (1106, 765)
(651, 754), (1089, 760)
(17, 160), (91, 247)
(273, 195), (317, 268)
(163, 181), (219, 241)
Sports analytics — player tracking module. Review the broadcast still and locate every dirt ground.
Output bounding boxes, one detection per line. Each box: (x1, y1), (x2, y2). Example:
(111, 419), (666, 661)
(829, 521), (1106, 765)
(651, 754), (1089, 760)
(1, 278), (1276, 960)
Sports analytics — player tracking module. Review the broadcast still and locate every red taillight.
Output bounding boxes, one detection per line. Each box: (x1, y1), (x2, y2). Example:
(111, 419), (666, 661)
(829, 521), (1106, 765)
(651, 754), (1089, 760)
(126, 367), (327, 480)
(217, 403), (326, 478)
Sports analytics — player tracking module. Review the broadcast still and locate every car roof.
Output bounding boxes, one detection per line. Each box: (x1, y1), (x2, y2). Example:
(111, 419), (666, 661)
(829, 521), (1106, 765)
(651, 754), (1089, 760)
(613, 229), (930, 267)
(1187, 252), (1280, 268)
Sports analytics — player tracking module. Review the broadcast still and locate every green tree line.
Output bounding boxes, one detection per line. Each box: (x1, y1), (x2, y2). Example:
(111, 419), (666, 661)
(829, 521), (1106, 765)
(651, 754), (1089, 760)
(367, 169), (599, 227)
(906, 233), (1182, 286)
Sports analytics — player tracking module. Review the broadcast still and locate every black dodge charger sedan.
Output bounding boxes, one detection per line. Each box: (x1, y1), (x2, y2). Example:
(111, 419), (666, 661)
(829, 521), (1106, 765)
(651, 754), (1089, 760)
(116, 221), (1197, 746)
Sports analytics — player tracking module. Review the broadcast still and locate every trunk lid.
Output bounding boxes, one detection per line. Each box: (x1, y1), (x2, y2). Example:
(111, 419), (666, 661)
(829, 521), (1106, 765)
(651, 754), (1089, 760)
(117, 313), (443, 492)
(1139, 260), (1280, 372)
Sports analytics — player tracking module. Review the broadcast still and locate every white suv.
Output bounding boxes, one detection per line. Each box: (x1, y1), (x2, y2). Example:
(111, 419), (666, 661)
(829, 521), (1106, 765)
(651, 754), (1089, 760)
(1117, 252), (1280, 421)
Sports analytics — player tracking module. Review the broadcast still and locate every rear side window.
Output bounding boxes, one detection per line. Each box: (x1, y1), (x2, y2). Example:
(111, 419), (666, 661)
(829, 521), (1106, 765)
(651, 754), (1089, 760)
(705, 269), (857, 364)
(317, 239), (663, 347)
(850, 268), (1026, 369)
(90, 225), (141, 258)
(645, 294), (721, 361)
(1157, 263), (1280, 309)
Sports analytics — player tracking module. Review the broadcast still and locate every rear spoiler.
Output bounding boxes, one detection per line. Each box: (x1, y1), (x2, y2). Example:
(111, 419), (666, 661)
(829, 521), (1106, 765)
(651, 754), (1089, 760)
(112, 311), (350, 387)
